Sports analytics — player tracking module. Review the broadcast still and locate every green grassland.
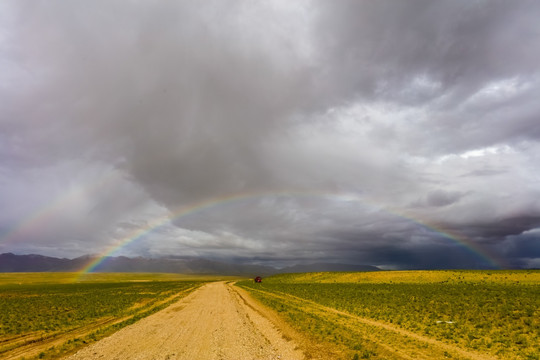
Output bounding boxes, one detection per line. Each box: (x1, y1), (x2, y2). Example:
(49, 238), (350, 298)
(238, 270), (540, 360)
(0, 272), (217, 360)
(0, 272), (237, 285)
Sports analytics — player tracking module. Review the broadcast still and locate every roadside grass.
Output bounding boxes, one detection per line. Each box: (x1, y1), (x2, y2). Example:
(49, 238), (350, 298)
(273, 270), (540, 285)
(238, 270), (540, 360)
(0, 272), (219, 359)
(0, 272), (238, 285)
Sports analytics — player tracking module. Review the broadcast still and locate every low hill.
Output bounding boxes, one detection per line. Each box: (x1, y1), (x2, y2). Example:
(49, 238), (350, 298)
(0, 253), (380, 276)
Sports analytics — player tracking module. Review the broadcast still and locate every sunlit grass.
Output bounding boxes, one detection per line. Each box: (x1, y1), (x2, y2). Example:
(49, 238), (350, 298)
(238, 270), (540, 360)
(0, 272), (240, 285)
(275, 269), (540, 284)
(0, 272), (218, 359)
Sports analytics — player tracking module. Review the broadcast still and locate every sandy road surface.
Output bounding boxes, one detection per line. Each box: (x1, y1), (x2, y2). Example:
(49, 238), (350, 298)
(65, 282), (304, 360)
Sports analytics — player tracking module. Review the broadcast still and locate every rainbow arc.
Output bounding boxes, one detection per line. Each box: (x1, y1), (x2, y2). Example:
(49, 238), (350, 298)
(76, 190), (507, 279)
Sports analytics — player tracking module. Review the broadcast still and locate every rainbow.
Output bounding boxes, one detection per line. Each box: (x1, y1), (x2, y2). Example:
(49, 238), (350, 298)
(0, 170), (120, 247)
(76, 190), (508, 278)
(390, 213), (508, 269)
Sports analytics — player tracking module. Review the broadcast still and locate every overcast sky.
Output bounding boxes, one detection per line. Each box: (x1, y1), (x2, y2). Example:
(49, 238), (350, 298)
(1, 0), (540, 269)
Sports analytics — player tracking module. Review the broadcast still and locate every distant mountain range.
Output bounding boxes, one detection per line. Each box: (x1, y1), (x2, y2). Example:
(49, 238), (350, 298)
(0, 253), (380, 276)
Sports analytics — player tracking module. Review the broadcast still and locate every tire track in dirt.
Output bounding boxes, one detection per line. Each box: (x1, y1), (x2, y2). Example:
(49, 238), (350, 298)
(65, 282), (305, 360)
(3, 317), (119, 360)
(2, 287), (197, 360)
(246, 287), (498, 360)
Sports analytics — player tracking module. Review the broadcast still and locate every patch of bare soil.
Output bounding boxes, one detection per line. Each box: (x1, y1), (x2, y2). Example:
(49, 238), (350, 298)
(64, 282), (306, 360)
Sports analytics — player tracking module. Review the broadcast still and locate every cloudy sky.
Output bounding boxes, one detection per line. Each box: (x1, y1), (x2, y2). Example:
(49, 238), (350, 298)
(1, 0), (540, 269)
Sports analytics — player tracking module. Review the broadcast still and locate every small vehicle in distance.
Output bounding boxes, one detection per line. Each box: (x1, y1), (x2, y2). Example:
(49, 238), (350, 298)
(254, 276), (262, 283)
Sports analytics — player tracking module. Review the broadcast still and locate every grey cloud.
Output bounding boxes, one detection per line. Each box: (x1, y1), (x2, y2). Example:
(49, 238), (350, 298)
(8, 1), (315, 205)
(1, 1), (540, 268)
(315, 1), (540, 155)
(457, 215), (540, 240)
(317, 1), (540, 99)
(460, 169), (507, 177)
(499, 230), (540, 268)
(415, 189), (467, 208)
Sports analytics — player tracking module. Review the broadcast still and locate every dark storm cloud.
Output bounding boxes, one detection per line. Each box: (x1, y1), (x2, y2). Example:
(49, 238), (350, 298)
(453, 215), (540, 240)
(318, 1), (540, 99)
(1, 1), (540, 268)
(317, 0), (540, 153)
(499, 230), (540, 268)
(366, 243), (496, 270)
(5, 1), (316, 204)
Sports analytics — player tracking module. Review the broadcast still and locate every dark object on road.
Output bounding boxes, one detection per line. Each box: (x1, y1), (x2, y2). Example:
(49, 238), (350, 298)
(254, 276), (262, 283)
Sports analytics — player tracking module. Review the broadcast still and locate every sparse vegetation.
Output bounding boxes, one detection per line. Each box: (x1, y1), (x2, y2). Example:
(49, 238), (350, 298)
(238, 270), (540, 360)
(0, 273), (208, 359)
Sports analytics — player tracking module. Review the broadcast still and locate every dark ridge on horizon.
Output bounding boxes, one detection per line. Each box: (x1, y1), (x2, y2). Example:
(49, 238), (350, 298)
(0, 253), (382, 276)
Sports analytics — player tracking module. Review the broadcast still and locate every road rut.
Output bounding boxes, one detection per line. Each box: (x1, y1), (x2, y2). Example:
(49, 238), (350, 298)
(65, 282), (304, 360)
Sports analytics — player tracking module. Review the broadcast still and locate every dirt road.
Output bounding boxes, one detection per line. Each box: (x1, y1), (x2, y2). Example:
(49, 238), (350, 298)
(65, 282), (305, 360)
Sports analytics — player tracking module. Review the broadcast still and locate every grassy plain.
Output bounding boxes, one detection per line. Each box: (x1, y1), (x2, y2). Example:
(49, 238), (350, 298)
(238, 270), (540, 360)
(0, 272), (221, 360)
